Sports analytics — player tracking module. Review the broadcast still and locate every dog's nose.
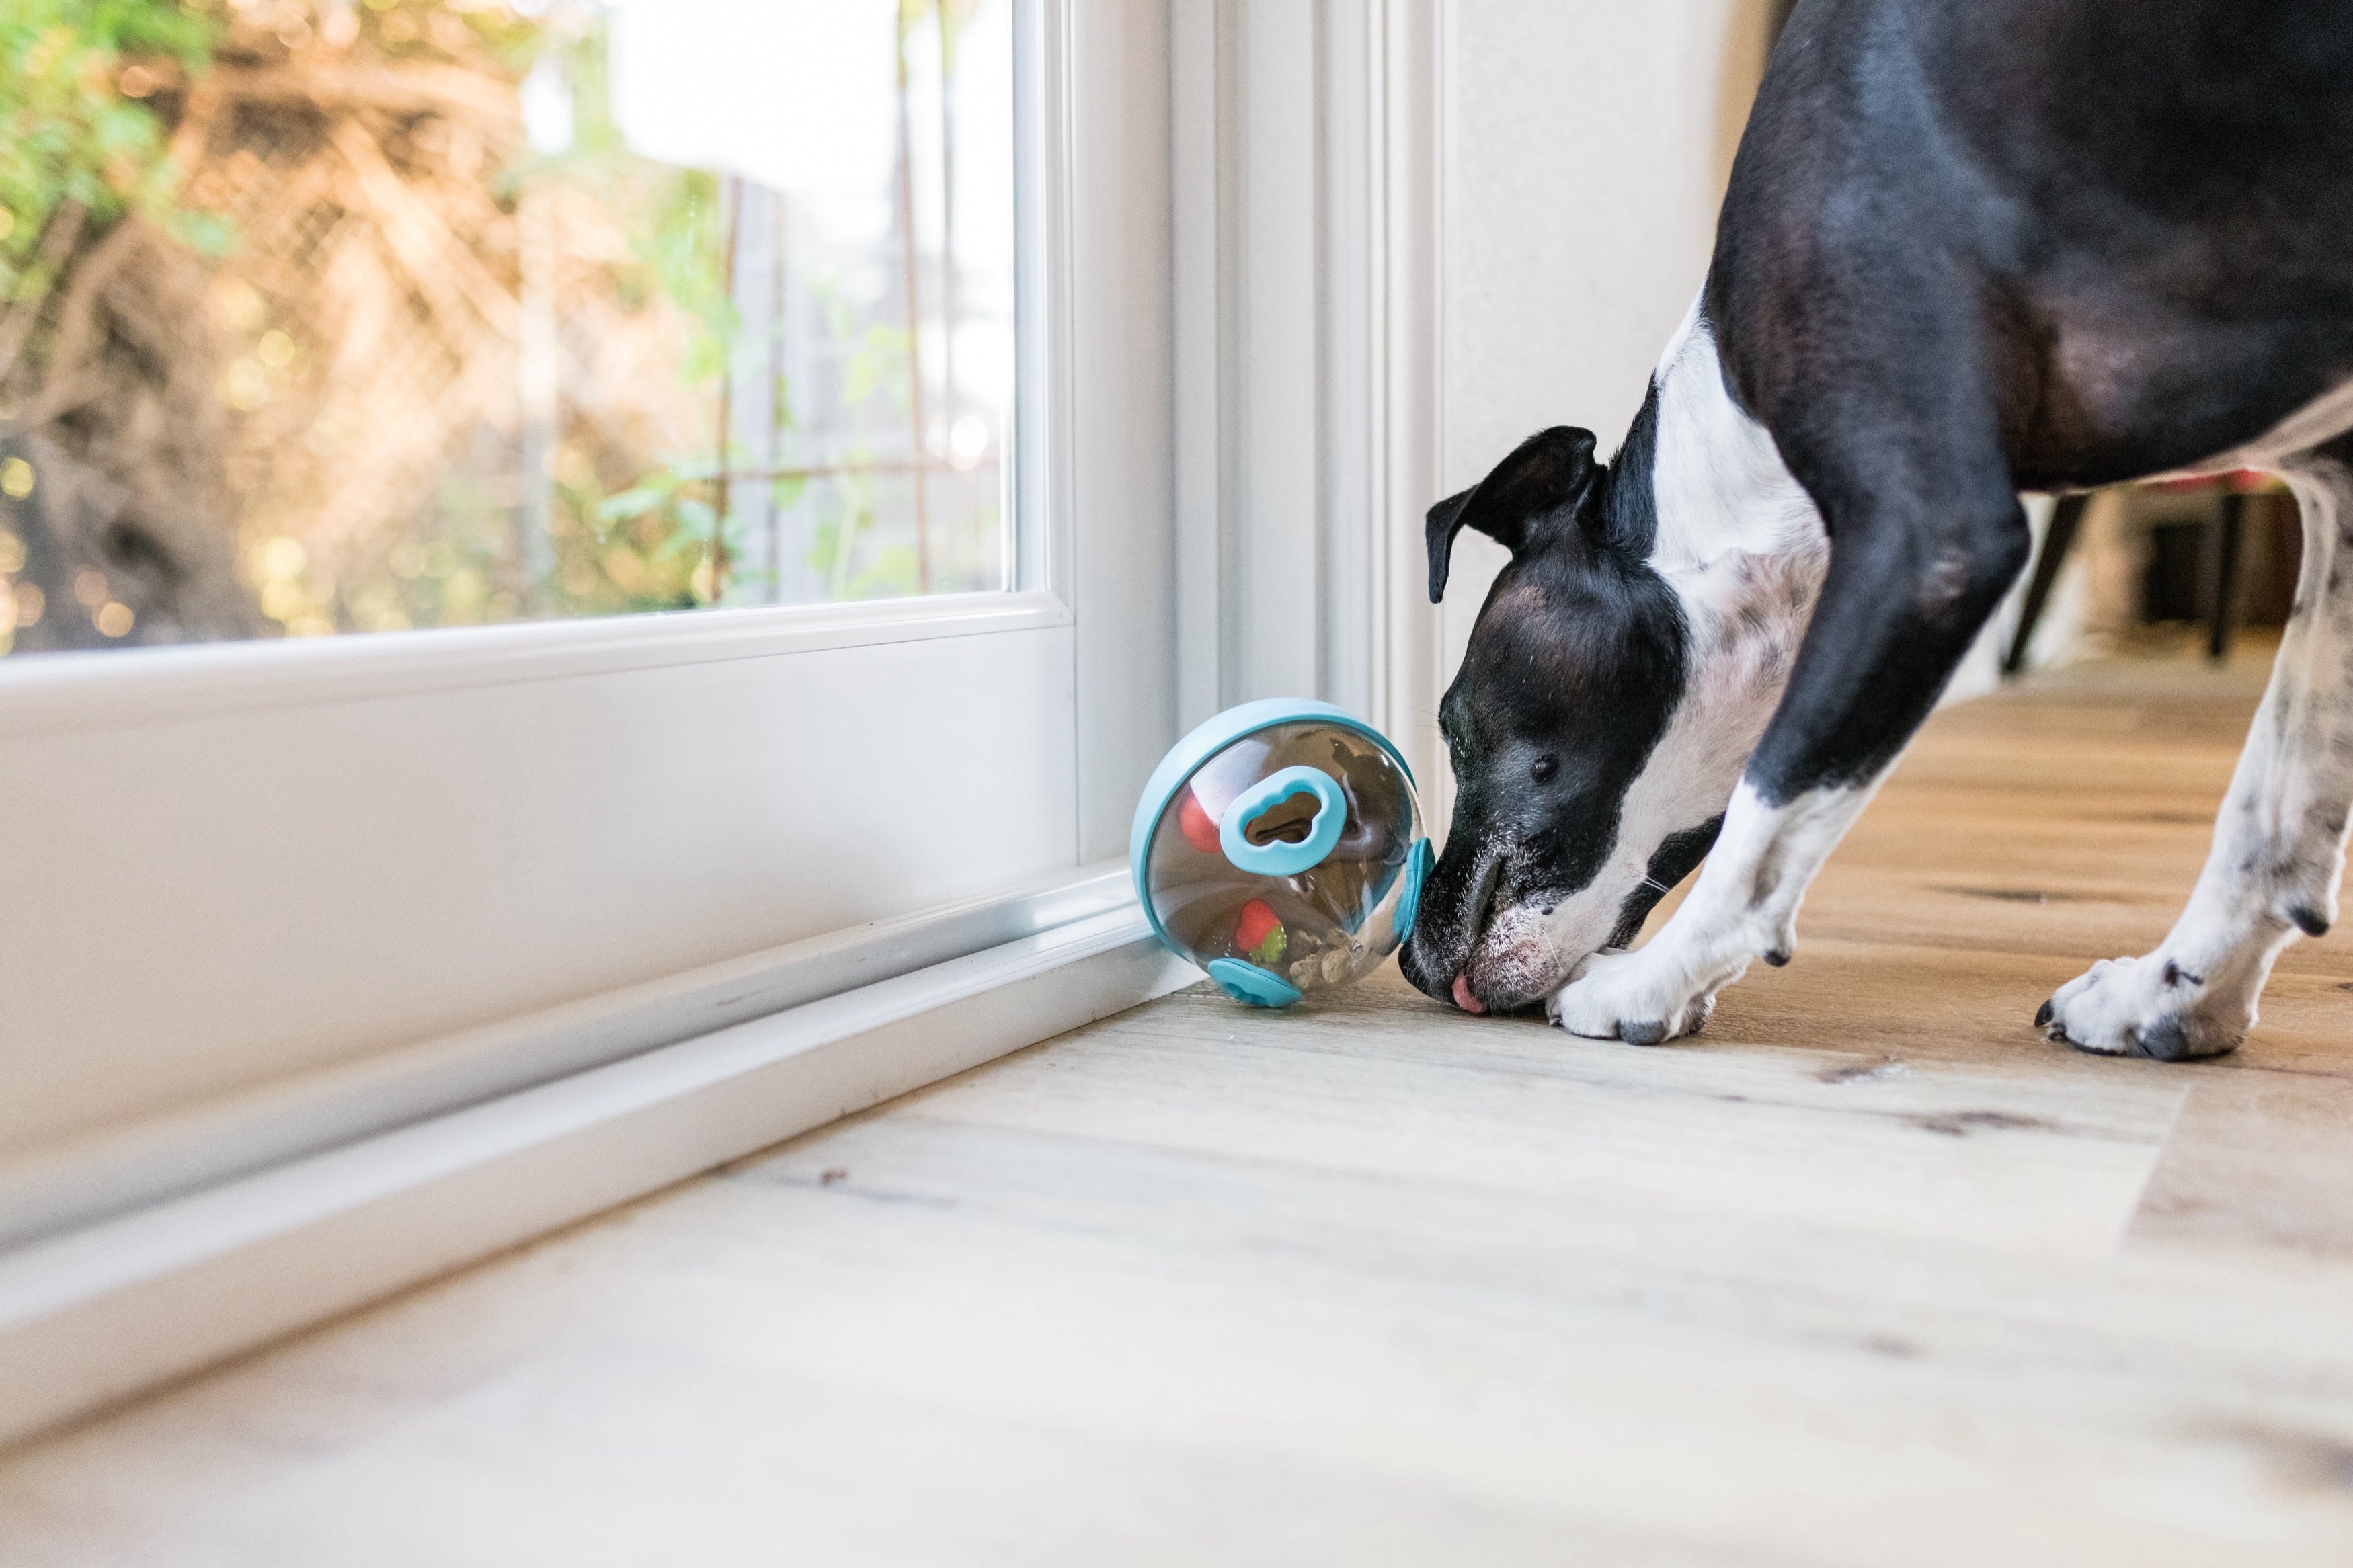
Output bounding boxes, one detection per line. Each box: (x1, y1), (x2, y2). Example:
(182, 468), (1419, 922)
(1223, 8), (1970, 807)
(1451, 973), (1488, 1014)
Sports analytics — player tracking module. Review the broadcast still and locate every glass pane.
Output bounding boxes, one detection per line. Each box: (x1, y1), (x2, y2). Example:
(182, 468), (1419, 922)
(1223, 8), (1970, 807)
(0, 0), (1014, 658)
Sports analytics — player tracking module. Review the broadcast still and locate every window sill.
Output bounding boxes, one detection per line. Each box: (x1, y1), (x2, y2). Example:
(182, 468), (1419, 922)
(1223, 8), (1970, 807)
(0, 587), (1072, 735)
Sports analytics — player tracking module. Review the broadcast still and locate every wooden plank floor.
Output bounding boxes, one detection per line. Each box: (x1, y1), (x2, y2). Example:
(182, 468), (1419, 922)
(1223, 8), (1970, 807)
(6, 651), (2353, 1567)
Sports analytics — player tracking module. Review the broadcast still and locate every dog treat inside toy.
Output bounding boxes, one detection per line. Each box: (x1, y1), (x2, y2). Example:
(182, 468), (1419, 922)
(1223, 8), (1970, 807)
(1177, 788), (1222, 853)
(1235, 898), (1286, 966)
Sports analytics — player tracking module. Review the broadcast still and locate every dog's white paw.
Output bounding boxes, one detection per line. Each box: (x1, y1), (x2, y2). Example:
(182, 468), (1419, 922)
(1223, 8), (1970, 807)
(2038, 953), (2249, 1061)
(1548, 943), (1741, 1045)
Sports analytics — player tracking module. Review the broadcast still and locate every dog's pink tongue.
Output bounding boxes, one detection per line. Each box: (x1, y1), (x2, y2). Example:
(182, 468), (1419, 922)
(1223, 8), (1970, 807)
(1451, 974), (1488, 1014)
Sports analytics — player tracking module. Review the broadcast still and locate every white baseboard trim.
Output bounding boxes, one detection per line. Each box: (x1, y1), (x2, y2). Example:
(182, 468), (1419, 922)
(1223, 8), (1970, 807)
(0, 906), (1196, 1450)
(0, 862), (1139, 1251)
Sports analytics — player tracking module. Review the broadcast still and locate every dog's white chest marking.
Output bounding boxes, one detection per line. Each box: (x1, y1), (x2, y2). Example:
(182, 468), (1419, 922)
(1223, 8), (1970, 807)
(1644, 305), (1829, 776)
(1552, 297), (1915, 1041)
(1504, 298), (1833, 1012)
(1650, 297), (1825, 573)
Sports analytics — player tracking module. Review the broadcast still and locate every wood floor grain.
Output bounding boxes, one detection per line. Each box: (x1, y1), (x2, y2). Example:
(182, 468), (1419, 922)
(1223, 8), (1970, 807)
(4, 651), (2352, 1567)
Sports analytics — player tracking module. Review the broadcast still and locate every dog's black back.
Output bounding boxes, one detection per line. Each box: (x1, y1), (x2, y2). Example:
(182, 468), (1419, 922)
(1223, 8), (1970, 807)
(1715, 0), (2353, 491)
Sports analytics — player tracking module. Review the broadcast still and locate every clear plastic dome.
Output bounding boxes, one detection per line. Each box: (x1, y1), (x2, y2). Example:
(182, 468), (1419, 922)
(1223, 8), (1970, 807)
(1132, 702), (1431, 1007)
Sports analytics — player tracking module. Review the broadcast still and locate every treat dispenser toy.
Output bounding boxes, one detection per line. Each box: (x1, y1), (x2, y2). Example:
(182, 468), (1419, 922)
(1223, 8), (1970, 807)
(1132, 699), (1433, 1007)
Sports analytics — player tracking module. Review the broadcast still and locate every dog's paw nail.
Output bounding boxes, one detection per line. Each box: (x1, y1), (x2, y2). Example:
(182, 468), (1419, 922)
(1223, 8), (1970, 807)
(1619, 1020), (1669, 1046)
(2034, 1000), (2054, 1028)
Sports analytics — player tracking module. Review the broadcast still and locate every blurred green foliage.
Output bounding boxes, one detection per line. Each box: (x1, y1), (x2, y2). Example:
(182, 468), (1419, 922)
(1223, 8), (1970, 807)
(3, 0), (992, 649)
(506, 21), (737, 616)
(0, 0), (221, 308)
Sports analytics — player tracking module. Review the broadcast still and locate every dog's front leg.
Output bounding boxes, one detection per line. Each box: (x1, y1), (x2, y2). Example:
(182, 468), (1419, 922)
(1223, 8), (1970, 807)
(1551, 426), (2031, 1044)
(2042, 441), (2353, 1059)
(1550, 777), (1890, 1042)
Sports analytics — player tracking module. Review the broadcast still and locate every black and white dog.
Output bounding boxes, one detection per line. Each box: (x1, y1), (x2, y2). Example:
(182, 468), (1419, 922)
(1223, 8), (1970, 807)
(1400, 0), (2353, 1059)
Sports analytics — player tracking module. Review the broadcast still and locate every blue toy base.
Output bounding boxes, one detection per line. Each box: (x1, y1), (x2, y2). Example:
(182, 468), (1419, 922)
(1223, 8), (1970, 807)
(1205, 957), (1304, 1008)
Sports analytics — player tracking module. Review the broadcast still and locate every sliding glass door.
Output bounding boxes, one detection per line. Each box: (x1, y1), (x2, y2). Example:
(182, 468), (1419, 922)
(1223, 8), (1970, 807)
(0, 0), (1171, 1229)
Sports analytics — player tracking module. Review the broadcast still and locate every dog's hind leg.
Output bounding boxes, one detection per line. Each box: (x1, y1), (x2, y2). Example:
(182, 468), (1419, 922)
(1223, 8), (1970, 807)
(2042, 439), (2353, 1060)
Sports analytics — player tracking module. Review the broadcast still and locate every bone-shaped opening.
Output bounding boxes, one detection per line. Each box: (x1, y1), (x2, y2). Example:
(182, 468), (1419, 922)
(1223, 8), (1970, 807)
(1242, 790), (1328, 847)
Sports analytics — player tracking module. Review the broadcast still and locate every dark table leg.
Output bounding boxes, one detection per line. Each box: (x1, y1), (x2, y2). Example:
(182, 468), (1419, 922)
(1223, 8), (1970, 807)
(2004, 493), (2090, 678)
(2210, 491), (2250, 663)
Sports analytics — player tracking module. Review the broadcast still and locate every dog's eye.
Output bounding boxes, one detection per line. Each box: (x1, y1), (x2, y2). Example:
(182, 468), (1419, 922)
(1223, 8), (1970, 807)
(1530, 755), (1558, 784)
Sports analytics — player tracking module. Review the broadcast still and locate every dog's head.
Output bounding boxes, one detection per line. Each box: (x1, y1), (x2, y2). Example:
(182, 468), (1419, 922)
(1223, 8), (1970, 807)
(1398, 419), (1741, 1013)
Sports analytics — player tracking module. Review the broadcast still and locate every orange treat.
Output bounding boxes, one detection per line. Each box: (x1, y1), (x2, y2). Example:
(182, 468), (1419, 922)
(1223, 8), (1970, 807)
(1178, 789), (1222, 852)
(1235, 898), (1286, 966)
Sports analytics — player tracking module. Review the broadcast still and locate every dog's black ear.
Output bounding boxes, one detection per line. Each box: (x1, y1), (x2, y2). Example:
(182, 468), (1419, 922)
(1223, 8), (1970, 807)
(1425, 425), (1599, 602)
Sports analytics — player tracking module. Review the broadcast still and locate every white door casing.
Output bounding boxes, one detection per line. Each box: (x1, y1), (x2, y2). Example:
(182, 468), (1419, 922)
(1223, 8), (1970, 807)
(1171, 0), (1449, 824)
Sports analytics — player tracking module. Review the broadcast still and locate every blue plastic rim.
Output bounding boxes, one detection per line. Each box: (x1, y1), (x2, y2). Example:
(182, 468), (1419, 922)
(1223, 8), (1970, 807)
(1220, 766), (1347, 876)
(1205, 957), (1304, 1008)
(1129, 698), (1419, 956)
(1395, 836), (1434, 943)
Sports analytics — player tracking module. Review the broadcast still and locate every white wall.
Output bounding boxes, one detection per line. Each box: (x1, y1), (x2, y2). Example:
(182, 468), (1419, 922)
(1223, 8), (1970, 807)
(1436, 1), (1773, 717)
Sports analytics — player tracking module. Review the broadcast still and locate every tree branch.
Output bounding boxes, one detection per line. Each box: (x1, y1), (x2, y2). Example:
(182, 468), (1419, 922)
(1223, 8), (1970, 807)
(0, 201), (89, 384)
